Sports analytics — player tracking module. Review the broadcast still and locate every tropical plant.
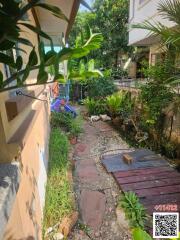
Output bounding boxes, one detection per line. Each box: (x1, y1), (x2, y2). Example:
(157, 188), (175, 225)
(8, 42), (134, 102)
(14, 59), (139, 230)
(0, 0), (103, 90)
(106, 92), (124, 117)
(68, 59), (103, 82)
(84, 97), (106, 115)
(87, 76), (117, 98)
(132, 0), (180, 85)
(69, 118), (82, 137)
(69, 0), (133, 68)
(120, 191), (147, 229)
(50, 112), (73, 130)
(132, 228), (152, 240)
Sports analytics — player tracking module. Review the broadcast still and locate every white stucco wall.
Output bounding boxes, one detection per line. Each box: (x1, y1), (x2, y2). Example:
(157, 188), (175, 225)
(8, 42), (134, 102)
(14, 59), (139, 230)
(129, 0), (176, 46)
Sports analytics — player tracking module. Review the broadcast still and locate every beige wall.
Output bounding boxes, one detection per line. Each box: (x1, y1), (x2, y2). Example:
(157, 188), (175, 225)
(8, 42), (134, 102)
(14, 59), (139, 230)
(3, 94), (50, 240)
(0, 8), (50, 240)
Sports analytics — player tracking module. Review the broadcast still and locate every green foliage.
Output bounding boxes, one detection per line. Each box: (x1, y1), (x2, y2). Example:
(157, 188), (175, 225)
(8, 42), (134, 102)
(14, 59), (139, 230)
(68, 58), (103, 82)
(140, 61), (174, 127)
(132, 0), (180, 51)
(106, 92), (124, 117)
(69, 0), (132, 68)
(111, 67), (128, 79)
(133, 0), (180, 86)
(0, 0), (103, 89)
(87, 77), (117, 98)
(43, 128), (73, 229)
(51, 112), (73, 130)
(69, 117), (83, 137)
(119, 91), (135, 119)
(132, 228), (152, 240)
(84, 97), (107, 115)
(51, 111), (83, 138)
(120, 191), (147, 229)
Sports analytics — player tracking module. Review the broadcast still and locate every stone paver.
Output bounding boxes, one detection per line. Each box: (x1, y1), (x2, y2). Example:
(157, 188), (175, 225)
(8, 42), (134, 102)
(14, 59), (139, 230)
(80, 190), (106, 231)
(69, 118), (132, 240)
(76, 160), (100, 182)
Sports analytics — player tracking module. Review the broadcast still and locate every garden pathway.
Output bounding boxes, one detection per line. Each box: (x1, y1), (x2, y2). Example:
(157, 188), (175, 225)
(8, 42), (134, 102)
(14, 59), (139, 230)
(69, 120), (132, 240)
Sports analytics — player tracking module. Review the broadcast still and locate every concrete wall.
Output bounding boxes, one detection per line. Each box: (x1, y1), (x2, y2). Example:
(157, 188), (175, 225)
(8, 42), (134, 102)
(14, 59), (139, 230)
(2, 90), (50, 239)
(0, 85), (50, 239)
(0, 8), (50, 240)
(129, 0), (175, 46)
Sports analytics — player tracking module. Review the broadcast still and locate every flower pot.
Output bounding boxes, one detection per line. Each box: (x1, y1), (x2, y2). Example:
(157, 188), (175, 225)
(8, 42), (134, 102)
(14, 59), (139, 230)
(112, 117), (121, 127)
(69, 136), (77, 145)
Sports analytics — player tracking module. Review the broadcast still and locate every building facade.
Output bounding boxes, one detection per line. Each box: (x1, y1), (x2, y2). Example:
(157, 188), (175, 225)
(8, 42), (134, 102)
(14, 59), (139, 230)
(129, 0), (175, 64)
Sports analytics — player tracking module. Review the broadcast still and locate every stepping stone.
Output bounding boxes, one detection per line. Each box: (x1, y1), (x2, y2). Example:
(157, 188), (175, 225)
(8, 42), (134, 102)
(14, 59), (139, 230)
(94, 121), (113, 132)
(80, 190), (106, 231)
(74, 143), (91, 157)
(77, 161), (100, 182)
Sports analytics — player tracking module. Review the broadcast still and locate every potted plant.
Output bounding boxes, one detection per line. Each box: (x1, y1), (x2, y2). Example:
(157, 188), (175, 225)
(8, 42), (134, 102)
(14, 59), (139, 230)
(69, 120), (82, 145)
(106, 92), (124, 126)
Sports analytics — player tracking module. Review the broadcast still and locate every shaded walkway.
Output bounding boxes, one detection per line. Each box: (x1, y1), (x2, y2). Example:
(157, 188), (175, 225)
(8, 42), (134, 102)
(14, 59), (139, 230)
(69, 120), (132, 240)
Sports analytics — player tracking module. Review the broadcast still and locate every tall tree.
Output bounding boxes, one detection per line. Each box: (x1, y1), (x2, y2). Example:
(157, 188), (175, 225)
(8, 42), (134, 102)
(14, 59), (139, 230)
(69, 0), (132, 69)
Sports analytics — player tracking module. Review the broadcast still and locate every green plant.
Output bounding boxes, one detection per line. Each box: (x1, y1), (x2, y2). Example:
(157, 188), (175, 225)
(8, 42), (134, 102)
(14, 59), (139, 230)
(120, 191), (147, 229)
(43, 129), (73, 230)
(84, 97), (106, 115)
(132, 0), (180, 86)
(106, 92), (124, 117)
(50, 112), (73, 130)
(69, 0), (133, 69)
(87, 76), (117, 98)
(111, 67), (128, 79)
(0, 0), (103, 90)
(132, 228), (152, 240)
(160, 141), (177, 159)
(69, 118), (83, 137)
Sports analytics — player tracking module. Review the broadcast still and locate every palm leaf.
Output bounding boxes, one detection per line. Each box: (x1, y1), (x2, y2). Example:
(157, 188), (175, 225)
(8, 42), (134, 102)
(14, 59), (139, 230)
(158, 0), (180, 25)
(80, 0), (92, 11)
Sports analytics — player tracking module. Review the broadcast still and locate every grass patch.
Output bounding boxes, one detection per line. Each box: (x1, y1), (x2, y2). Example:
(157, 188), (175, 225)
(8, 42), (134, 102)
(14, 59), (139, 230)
(43, 128), (74, 231)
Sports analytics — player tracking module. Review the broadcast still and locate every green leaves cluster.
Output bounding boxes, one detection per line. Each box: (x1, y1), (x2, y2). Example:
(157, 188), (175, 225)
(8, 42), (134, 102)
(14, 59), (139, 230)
(133, 0), (180, 86)
(51, 111), (82, 138)
(87, 76), (117, 98)
(106, 92), (124, 117)
(69, 0), (132, 68)
(84, 97), (107, 116)
(133, 0), (180, 50)
(132, 228), (152, 240)
(120, 191), (147, 229)
(140, 60), (174, 128)
(0, 0), (103, 90)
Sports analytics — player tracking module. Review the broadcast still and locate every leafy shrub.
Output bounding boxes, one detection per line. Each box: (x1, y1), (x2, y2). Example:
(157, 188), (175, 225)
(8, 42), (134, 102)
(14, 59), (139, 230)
(106, 91), (125, 117)
(120, 191), (147, 229)
(84, 97), (107, 115)
(69, 117), (83, 137)
(51, 112), (73, 130)
(140, 82), (173, 126)
(132, 228), (152, 240)
(111, 67), (128, 79)
(51, 112), (82, 138)
(87, 76), (117, 98)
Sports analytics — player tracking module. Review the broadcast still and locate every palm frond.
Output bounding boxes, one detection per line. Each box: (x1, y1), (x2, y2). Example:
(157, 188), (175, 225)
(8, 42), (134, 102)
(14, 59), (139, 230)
(80, 0), (92, 11)
(158, 0), (180, 25)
